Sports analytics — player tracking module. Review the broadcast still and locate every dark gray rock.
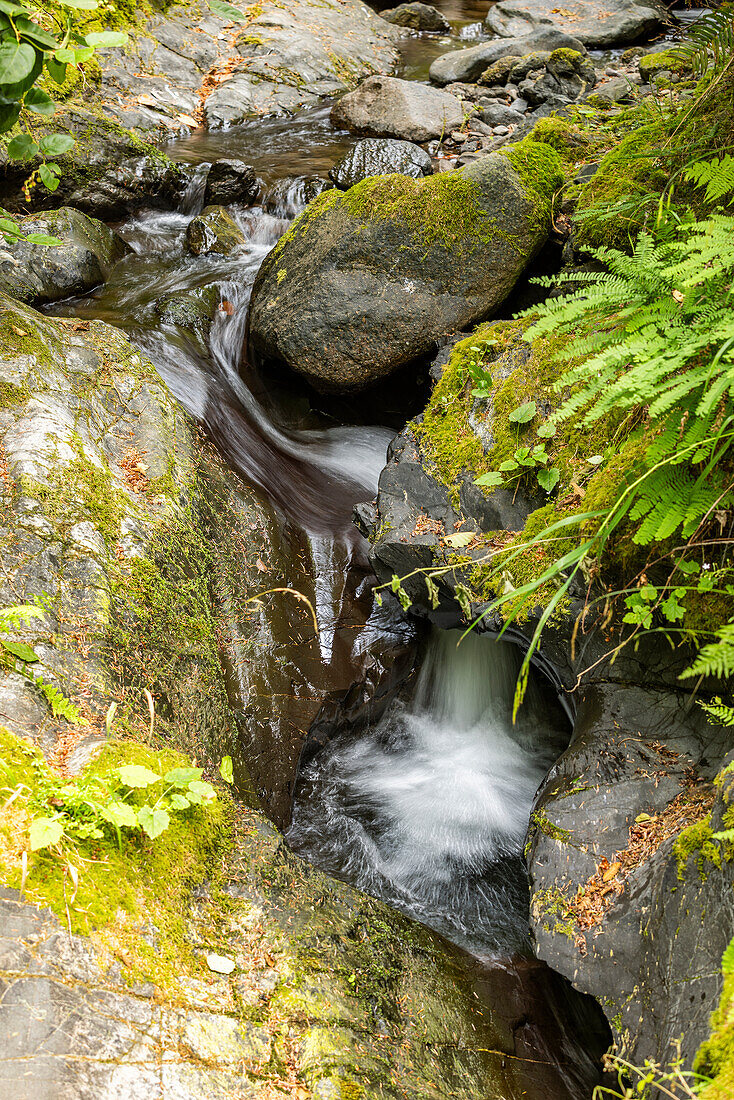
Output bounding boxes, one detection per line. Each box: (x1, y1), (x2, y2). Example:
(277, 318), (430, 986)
(203, 160), (259, 206)
(329, 138), (433, 189)
(429, 28), (587, 85)
(153, 285), (219, 340)
(477, 103), (526, 126)
(184, 206), (246, 256)
(248, 146), (562, 392)
(0, 207), (129, 305)
(331, 76), (464, 142)
(485, 0), (669, 48)
(381, 2), (451, 32)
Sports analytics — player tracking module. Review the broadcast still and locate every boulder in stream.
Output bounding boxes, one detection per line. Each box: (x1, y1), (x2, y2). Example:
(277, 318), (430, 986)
(0, 207), (130, 306)
(203, 159), (259, 206)
(485, 0), (669, 48)
(429, 27), (587, 85)
(185, 205), (247, 255)
(329, 137), (433, 189)
(153, 285), (220, 340)
(381, 2), (452, 32)
(331, 76), (465, 143)
(248, 139), (563, 393)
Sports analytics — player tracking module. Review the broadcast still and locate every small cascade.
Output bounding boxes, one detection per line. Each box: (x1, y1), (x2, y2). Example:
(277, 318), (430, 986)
(288, 628), (571, 956)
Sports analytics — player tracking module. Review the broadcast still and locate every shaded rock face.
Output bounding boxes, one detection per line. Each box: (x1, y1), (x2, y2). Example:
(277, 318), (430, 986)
(485, 0), (668, 48)
(203, 159), (259, 206)
(381, 1), (452, 32)
(153, 285), (220, 341)
(329, 137), (433, 189)
(185, 206), (247, 255)
(248, 146), (562, 393)
(361, 335), (734, 1073)
(331, 76), (464, 142)
(0, 208), (129, 306)
(429, 27), (587, 85)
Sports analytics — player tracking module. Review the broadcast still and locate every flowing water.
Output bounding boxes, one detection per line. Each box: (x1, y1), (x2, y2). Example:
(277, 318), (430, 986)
(50, 6), (611, 1092)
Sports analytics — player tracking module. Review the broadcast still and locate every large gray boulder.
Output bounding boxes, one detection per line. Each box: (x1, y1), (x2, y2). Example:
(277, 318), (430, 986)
(0, 207), (129, 305)
(485, 0), (668, 48)
(329, 137), (433, 189)
(331, 76), (464, 142)
(248, 141), (563, 393)
(429, 28), (587, 85)
(381, 2), (452, 32)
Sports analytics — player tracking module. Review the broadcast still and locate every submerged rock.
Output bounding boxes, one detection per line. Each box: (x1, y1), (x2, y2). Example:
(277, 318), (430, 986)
(429, 28), (587, 85)
(248, 140), (563, 393)
(485, 0), (669, 48)
(185, 206), (246, 255)
(381, 2), (452, 32)
(329, 137), (433, 189)
(331, 75), (464, 142)
(153, 285), (219, 340)
(203, 159), (259, 206)
(0, 207), (129, 305)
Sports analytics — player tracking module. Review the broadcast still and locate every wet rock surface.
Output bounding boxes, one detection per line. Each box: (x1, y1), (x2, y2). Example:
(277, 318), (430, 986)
(331, 75), (465, 142)
(248, 147), (562, 393)
(329, 137), (433, 188)
(485, 0), (669, 48)
(429, 27), (587, 85)
(380, 2), (452, 32)
(203, 160), (259, 206)
(185, 206), (247, 256)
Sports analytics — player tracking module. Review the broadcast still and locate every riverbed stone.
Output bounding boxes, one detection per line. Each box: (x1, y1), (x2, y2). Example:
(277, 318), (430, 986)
(381, 2), (452, 32)
(185, 206), (247, 255)
(429, 28), (587, 85)
(153, 285), (219, 340)
(329, 137), (433, 189)
(485, 0), (669, 48)
(248, 141), (563, 393)
(331, 76), (464, 142)
(203, 160), (260, 206)
(0, 207), (129, 305)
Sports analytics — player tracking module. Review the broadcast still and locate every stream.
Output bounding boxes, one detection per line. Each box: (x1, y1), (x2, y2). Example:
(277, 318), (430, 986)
(50, 4), (611, 1095)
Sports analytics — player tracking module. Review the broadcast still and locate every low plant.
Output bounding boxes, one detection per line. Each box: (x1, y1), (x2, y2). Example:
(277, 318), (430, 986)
(0, 603), (82, 722)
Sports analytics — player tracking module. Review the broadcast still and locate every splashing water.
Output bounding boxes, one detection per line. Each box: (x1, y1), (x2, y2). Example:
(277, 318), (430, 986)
(288, 628), (570, 956)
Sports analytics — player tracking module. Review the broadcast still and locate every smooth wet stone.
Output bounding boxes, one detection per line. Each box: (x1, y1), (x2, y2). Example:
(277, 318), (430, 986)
(329, 138), (433, 189)
(429, 27), (587, 85)
(203, 160), (259, 206)
(485, 0), (668, 48)
(0, 207), (129, 305)
(331, 75), (464, 142)
(185, 206), (246, 256)
(381, 2), (452, 32)
(154, 285), (219, 340)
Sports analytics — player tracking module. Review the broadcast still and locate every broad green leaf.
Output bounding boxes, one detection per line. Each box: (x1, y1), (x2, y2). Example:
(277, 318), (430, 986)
(536, 421), (557, 438)
(137, 804), (170, 839)
(0, 40), (36, 84)
(58, 0), (99, 8)
(6, 132), (38, 160)
(587, 454), (604, 465)
(169, 792), (191, 810)
(29, 815), (63, 850)
(44, 55), (67, 84)
(219, 755), (234, 783)
(208, 0), (249, 20)
(474, 471), (503, 488)
(508, 400), (537, 425)
(14, 17), (58, 50)
(0, 99), (20, 132)
(0, 0), (28, 14)
(0, 215), (22, 237)
(23, 86), (56, 116)
(163, 766), (202, 787)
(444, 531), (475, 548)
(0, 638), (39, 662)
(116, 764), (161, 788)
(38, 132), (74, 156)
(499, 459), (518, 472)
(84, 30), (128, 47)
(100, 800), (138, 828)
(537, 466), (560, 493)
(188, 779), (216, 801)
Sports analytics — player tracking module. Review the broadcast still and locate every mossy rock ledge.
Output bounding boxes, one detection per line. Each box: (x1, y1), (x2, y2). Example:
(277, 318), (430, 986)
(247, 141), (563, 393)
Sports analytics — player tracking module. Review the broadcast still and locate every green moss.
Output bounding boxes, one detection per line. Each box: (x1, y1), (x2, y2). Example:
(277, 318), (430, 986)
(526, 116), (593, 172)
(533, 886), (577, 940)
(673, 816), (727, 881)
(638, 49), (691, 83)
(499, 138), (564, 236)
(696, 966), (734, 1099)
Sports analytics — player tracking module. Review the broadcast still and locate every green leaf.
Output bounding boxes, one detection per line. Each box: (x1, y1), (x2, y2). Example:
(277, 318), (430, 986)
(0, 1), (29, 14)
(23, 86), (55, 116)
(38, 132), (74, 156)
(163, 766), (202, 787)
(187, 779), (216, 802)
(721, 937), (734, 976)
(83, 30), (128, 47)
(29, 815), (64, 851)
(137, 805), (170, 839)
(169, 792), (191, 810)
(537, 466), (560, 493)
(219, 755), (234, 784)
(444, 531), (475, 548)
(100, 800), (138, 828)
(508, 400), (537, 425)
(14, 17), (58, 50)
(0, 638), (39, 662)
(116, 764), (161, 788)
(208, 0), (250, 20)
(474, 471), (503, 488)
(6, 132), (38, 160)
(536, 420), (557, 438)
(0, 40), (36, 84)
(0, 604), (43, 629)
(0, 99), (20, 131)
(499, 459), (518, 472)
(44, 56), (67, 84)
(58, 0), (99, 8)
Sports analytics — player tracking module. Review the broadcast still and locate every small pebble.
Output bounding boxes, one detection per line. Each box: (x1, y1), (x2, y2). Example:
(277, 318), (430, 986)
(493, 125), (510, 135)
(206, 953), (236, 975)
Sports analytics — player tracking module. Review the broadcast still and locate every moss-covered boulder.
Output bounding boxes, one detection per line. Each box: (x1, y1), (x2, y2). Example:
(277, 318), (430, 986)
(248, 141), (563, 393)
(0, 207), (130, 305)
(185, 206), (247, 256)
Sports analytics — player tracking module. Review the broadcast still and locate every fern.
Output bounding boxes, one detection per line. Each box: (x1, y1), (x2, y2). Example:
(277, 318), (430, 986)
(686, 154), (734, 205)
(671, 6), (734, 77)
(681, 626), (734, 680)
(697, 696), (734, 726)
